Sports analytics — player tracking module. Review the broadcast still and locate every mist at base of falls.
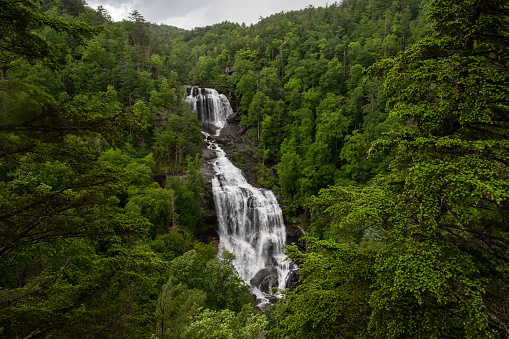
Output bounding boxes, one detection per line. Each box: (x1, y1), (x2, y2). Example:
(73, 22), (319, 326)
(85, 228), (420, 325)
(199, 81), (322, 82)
(186, 87), (295, 308)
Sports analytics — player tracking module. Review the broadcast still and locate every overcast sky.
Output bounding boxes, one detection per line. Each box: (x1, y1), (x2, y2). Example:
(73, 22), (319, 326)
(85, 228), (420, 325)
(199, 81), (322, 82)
(87, 0), (335, 30)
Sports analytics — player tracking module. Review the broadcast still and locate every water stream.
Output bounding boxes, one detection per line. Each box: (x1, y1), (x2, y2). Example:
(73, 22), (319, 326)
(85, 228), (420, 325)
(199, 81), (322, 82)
(186, 87), (294, 308)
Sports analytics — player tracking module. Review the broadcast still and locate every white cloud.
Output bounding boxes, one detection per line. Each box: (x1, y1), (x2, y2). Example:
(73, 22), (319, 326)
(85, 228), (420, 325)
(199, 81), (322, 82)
(93, 2), (134, 22)
(163, 7), (210, 30)
(87, 0), (334, 29)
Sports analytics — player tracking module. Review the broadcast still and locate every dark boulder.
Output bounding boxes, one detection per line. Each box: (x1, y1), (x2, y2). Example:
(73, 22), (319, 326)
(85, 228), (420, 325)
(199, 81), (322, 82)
(250, 267), (278, 294)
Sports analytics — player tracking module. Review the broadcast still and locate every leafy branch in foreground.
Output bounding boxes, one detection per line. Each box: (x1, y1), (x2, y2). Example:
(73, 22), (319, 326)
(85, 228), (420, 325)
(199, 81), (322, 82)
(0, 0), (104, 69)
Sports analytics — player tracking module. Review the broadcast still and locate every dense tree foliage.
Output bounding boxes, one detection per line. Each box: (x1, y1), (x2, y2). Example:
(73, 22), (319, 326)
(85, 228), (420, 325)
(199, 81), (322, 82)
(0, 0), (243, 337)
(1, 0), (507, 337)
(274, 0), (509, 338)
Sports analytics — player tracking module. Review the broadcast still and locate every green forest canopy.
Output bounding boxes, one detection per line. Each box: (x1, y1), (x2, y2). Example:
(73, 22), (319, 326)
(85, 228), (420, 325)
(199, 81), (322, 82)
(0, 0), (507, 337)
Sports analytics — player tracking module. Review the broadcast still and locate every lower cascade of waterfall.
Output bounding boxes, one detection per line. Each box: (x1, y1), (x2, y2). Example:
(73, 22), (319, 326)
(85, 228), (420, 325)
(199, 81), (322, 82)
(186, 87), (295, 308)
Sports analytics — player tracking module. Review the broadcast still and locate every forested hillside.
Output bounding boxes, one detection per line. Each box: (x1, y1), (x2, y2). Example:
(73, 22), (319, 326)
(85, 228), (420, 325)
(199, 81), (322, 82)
(1, 0), (508, 338)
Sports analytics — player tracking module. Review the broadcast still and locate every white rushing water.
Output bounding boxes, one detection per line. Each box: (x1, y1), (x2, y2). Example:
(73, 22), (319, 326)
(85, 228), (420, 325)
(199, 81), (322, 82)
(185, 87), (233, 136)
(186, 87), (293, 308)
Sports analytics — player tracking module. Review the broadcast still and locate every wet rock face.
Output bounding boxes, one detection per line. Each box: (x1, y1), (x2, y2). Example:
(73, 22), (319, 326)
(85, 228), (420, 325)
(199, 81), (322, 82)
(208, 135), (230, 145)
(217, 121), (246, 140)
(199, 161), (217, 226)
(226, 112), (238, 124)
(202, 122), (220, 135)
(202, 148), (217, 161)
(250, 267), (279, 294)
(285, 269), (300, 291)
(199, 159), (216, 185)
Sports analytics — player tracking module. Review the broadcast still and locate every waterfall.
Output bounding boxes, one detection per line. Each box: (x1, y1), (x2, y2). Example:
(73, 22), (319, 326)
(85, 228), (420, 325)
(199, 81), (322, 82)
(186, 87), (294, 308)
(185, 87), (233, 136)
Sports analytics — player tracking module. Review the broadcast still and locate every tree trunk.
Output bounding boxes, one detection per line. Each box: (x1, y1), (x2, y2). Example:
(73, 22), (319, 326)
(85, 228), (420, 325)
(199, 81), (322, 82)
(1, 70), (6, 115)
(171, 193), (176, 233)
(257, 113), (261, 140)
(384, 11), (388, 57)
(343, 49), (346, 78)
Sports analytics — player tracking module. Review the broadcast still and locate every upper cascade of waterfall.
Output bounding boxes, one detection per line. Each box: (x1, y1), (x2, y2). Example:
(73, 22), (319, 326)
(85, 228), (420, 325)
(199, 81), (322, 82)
(185, 87), (233, 136)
